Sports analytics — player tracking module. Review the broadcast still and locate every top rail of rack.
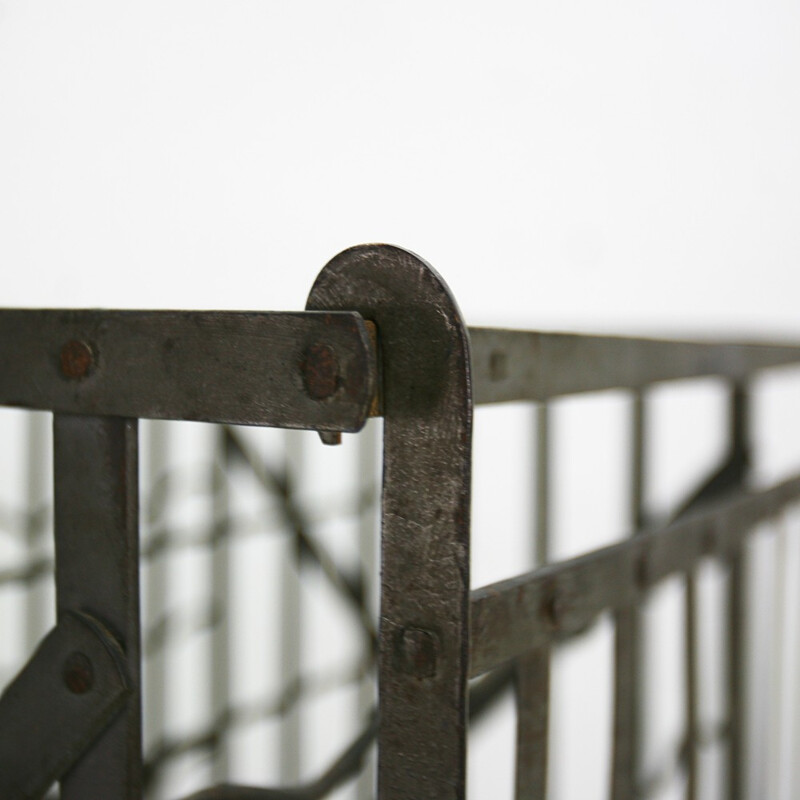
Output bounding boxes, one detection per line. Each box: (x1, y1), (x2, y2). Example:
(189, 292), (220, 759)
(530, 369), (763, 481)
(2, 308), (800, 426)
(469, 327), (800, 403)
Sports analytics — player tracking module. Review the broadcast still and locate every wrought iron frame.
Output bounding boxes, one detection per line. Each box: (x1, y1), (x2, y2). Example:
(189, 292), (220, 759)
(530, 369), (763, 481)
(1, 243), (800, 799)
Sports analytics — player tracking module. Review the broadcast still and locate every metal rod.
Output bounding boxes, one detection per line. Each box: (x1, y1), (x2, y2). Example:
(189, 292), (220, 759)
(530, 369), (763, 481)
(726, 383), (750, 800)
(307, 245), (473, 800)
(611, 390), (646, 800)
(685, 571), (699, 800)
(468, 327), (800, 405)
(0, 310), (377, 432)
(514, 649), (550, 800)
(470, 470), (800, 679)
(514, 403), (551, 799)
(0, 612), (132, 799)
(211, 425), (233, 782)
(53, 414), (141, 799)
(728, 548), (746, 800)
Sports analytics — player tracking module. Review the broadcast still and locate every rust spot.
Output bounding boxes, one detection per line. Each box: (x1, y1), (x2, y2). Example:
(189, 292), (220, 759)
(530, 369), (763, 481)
(63, 651), (94, 694)
(364, 320), (382, 416)
(301, 343), (339, 401)
(319, 431), (342, 446)
(544, 591), (563, 628)
(60, 340), (94, 379)
(398, 627), (439, 678)
(544, 585), (581, 631)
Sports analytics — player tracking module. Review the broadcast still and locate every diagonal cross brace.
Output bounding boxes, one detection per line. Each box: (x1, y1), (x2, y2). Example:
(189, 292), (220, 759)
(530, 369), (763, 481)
(0, 611), (131, 800)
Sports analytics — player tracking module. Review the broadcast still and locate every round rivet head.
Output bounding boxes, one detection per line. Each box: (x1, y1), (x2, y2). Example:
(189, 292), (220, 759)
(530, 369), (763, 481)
(60, 340), (94, 380)
(63, 651), (94, 694)
(399, 627), (439, 678)
(301, 344), (340, 400)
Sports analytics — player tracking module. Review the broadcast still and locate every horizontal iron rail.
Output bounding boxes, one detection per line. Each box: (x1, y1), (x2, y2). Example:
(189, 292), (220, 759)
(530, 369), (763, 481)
(0, 310), (377, 431)
(470, 472), (800, 677)
(469, 327), (800, 404)
(3, 310), (799, 421)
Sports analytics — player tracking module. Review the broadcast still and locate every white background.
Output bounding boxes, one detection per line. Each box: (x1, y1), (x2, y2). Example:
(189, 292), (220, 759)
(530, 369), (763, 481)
(1, 1), (799, 334)
(2, 2), (800, 799)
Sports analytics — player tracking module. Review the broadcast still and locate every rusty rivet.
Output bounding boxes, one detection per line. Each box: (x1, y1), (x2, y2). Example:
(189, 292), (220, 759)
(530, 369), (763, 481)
(301, 344), (340, 401)
(545, 591), (564, 628)
(399, 627), (439, 678)
(60, 340), (94, 380)
(544, 586), (581, 631)
(63, 651), (94, 694)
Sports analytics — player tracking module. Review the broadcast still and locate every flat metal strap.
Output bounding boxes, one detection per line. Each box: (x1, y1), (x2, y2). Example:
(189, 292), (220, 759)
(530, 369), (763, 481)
(308, 245), (472, 800)
(469, 327), (800, 404)
(0, 310), (377, 431)
(470, 471), (800, 677)
(54, 414), (141, 800)
(514, 649), (550, 800)
(0, 612), (130, 800)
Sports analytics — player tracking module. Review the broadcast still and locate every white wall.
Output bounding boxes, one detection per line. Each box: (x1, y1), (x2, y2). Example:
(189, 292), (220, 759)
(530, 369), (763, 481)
(1, 1), (799, 333)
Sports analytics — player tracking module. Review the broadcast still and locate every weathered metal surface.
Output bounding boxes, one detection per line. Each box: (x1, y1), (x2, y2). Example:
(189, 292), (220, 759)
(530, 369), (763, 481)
(470, 471), (800, 678)
(610, 390), (645, 800)
(307, 244), (472, 799)
(211, 425), (233, 783)
(0, 612), (130, 799)
(611, 607), (638, 800)
(514, 650), (549, 800)
(0, 310), (376, 431)
(469, 327), (800, 404)
(725, 385), (751, 800)
(54, 414), (141, 799)
(727, 548), (746, 800)
(2, 253), (800, 800)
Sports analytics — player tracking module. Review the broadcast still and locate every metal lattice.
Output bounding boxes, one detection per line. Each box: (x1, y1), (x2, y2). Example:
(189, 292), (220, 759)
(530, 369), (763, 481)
(2, 244), (800, 799)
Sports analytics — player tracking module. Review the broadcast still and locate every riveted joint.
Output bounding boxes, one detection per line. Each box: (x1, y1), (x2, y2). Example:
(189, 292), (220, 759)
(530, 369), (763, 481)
(60, 340), (95, 380)
(63, 651), (94, 695)
(397, 627), (440, 679)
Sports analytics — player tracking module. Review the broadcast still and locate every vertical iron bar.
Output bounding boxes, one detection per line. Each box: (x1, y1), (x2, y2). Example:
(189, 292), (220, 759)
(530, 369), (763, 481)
(280, 429), (303, 783)
(685, 572), (699, 800)
(790, 512), (800, 799)
(534, 402), (550, 567)
(211, 425), (232, 782)
(515, 402), (551, 799)
(728, 549), (746, 800)
(727, 383), (749, 800)
(611, 389), (645, 800)
(54, 414), (141, 799)
(515, 649), (550, 800)
(307, 245), (473, 800)
(684, 381), (700, 800)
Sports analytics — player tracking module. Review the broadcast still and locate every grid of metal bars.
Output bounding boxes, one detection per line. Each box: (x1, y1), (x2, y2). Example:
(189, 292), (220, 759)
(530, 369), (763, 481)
(1, 243), (800, 799)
